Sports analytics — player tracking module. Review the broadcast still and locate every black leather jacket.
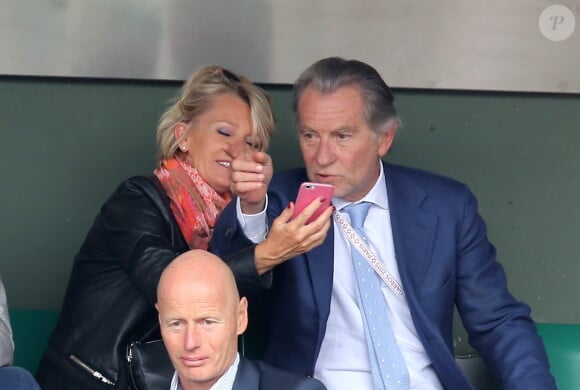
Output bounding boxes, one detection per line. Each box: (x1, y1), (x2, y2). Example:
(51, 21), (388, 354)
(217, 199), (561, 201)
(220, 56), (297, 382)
(36, 176), (262, 390)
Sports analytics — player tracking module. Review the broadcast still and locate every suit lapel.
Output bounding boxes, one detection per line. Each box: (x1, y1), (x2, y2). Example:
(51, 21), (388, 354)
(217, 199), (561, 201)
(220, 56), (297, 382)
(385, 163), (438, 294)
(232, 357), (260, 389)
(305, 227), (335, 325)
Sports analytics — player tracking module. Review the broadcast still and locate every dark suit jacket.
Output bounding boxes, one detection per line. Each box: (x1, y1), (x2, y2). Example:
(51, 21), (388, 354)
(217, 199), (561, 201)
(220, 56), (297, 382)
(212, 162), (556, 390)
(234, 358), (325, 389)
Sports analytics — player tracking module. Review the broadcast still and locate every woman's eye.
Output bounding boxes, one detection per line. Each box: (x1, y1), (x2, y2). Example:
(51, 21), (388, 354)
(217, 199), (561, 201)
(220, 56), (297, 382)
(217, 128), (231, 137)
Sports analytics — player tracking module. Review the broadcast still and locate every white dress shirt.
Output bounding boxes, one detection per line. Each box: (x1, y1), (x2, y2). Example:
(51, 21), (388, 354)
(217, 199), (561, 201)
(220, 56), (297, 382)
(170, 353), (240, 390)
(238, 164), (442, 389)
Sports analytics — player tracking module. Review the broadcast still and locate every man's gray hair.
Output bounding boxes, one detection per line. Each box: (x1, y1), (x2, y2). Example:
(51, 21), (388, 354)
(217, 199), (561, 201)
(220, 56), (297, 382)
(293, 57), (400, 135)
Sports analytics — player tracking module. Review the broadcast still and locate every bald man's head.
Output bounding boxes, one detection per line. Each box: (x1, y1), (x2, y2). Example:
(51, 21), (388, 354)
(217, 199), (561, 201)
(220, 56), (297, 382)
(156, 250), (247, 390)
(157, 250), (240, 305)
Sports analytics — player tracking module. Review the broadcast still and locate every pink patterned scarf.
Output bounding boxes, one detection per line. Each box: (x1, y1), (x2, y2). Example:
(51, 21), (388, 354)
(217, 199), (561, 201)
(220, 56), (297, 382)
(154, 157), (232, 250)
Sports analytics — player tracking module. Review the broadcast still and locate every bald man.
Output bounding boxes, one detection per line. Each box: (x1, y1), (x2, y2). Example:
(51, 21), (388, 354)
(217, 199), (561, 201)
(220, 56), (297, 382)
(156, 250), (326, 390)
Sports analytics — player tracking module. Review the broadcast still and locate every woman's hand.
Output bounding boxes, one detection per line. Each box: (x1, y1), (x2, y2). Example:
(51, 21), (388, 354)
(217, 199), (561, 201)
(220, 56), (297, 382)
(254, 198), (333, 274)
(225, 144), (273, 214)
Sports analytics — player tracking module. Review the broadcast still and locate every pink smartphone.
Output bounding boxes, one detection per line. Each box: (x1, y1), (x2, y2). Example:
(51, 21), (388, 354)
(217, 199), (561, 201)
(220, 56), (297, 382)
(292, 182), (334, 224)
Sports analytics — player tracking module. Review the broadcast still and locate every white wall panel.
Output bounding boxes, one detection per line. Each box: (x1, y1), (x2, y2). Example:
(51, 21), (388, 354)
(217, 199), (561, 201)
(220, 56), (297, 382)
(0, 0), (578, 92)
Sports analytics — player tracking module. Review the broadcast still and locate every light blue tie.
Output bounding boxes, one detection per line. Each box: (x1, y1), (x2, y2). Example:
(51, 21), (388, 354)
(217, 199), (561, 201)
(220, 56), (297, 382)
(345, 202), (410, 390)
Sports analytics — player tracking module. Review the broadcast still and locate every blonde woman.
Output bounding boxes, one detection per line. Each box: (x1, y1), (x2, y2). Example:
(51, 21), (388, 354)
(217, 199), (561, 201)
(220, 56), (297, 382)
(36, 66), (322, 390)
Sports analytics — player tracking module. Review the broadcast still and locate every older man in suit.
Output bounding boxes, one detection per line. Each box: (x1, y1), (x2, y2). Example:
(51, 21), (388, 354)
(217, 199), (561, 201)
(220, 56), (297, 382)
(211, 57), (556, 389)
(156, 249), (325, 390)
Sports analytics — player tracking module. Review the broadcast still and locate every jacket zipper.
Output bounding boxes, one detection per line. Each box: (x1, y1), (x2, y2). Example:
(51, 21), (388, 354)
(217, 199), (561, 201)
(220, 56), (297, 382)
(69, 354), (115, 386)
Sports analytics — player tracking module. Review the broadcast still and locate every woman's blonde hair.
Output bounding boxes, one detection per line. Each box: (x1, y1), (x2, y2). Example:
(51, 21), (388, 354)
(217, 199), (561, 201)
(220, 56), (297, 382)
(156, 65), (275, 162)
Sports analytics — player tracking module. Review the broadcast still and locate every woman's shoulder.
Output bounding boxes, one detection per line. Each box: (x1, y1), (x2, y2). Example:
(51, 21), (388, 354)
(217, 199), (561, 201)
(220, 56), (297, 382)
(99, 175), (171, 218)
(117, 175), (160, 192)
(109, 176), (167, 201)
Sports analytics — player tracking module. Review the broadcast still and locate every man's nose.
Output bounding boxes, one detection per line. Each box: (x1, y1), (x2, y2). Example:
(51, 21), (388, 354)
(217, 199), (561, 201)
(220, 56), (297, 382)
(184, 325), (201, 350)
(315, 138), (335, 166)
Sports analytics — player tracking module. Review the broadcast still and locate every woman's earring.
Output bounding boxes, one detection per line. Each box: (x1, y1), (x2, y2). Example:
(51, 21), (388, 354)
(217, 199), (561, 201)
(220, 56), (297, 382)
(180, 145), (187, 152)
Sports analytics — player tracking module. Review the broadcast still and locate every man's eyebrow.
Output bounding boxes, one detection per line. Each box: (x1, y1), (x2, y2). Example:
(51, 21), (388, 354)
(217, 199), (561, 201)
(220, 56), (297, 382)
(160, 316), (182, 322)
(325, 126), (356, 135)
(299, 125), (354, 132)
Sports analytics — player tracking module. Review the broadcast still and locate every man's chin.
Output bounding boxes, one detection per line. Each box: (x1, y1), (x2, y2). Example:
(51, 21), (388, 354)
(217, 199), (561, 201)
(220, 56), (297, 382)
(328, 185), (345, 198)
(178, 369), (217, 388)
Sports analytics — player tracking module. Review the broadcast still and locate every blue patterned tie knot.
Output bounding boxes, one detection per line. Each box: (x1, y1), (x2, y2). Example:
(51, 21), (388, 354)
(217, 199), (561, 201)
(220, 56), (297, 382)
(345, 202), (371, 230)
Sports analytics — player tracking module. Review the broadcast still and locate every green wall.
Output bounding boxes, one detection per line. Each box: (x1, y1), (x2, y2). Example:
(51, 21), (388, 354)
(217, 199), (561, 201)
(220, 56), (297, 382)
(1, 77), (579, 357)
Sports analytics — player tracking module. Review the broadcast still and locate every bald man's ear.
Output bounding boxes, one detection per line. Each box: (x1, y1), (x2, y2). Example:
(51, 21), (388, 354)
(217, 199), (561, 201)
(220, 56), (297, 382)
(237, 297), (248, 335)
(155, 303), (162, 327)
